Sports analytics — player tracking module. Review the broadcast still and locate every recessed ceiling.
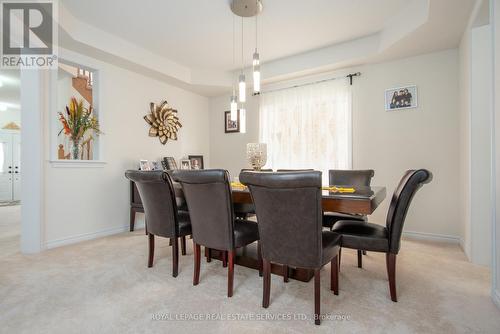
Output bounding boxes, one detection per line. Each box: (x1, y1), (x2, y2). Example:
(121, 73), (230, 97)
(62, 0), (410, 71)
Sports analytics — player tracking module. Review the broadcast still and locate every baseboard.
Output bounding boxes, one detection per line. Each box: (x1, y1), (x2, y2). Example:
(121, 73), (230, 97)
(45, 222), (145, 249)
(493, 289), (500, 310)
(402, 230), (460, 243)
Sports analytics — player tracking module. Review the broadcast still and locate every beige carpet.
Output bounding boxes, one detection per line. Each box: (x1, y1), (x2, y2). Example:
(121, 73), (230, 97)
(0, 208), (499, 333)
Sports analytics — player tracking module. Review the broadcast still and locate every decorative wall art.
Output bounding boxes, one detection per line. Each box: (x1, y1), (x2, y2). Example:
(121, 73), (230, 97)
(144, 100), (182, 144)
(385, 85), (418, 111)
(224, 110), (240, 133)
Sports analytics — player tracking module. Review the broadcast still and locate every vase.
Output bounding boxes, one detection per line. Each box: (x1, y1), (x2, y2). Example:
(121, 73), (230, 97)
(70, 138), (81, 160)
(247, 143), (267, 170)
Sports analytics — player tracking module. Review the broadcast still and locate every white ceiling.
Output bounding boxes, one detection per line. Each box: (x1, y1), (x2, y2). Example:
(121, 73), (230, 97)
(58, 0), (477, 96)
(63, 0), (412, 71)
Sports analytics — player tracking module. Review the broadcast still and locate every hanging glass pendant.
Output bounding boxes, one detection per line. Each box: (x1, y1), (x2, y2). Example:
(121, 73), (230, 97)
(230, 92), (238, 121)
(253, 54), (260, 94)
(239, 74), (246, 102)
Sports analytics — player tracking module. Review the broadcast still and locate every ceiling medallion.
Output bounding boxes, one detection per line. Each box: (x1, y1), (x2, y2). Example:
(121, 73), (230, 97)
(231, 0), (263, 18)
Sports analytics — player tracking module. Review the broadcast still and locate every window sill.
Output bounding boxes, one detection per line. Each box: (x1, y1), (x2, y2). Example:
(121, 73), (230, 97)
(49, 160), (107, 168)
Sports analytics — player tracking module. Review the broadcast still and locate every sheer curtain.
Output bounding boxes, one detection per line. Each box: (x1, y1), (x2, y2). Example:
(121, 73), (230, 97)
(259, 78), (352, 183)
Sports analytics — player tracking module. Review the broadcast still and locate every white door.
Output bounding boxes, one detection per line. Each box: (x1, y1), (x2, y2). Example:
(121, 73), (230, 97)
(0, 134), (13, 201)
(12, 134), (21, 201)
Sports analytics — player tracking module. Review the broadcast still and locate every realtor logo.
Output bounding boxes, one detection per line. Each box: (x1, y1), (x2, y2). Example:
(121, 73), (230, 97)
(1, 0), (58, 68)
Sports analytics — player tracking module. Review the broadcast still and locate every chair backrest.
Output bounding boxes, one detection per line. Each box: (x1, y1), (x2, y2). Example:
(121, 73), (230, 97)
(277, 169), (314, 172)
(386, 169), (432, 253)
(240, 171), (323, 269)
(329, 169), (374, 186)
(172, 169), (235, 250)
(124, 170), (179, 238)
(240, 168), (273, 172)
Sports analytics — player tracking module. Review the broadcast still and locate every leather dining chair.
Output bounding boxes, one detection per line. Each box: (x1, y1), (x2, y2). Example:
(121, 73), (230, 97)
(323, 169), (374, 268)
(240, 171), (341, 325)
(233, 168), (273, 220)
(171, 169), (261, 297)
(332, 169), (432, 302)
(124, 170), (192, 277)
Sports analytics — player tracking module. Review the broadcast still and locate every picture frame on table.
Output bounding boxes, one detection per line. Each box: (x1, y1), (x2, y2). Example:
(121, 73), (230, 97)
(139, 160), (150, 171)
(180, 159), (191, 170)
(224, 110), (240, 133)
(188, 155), (204, 170)
(150, 161), (161, 171)
(162, 156), (178, 170)
(385, 85), (418, 111)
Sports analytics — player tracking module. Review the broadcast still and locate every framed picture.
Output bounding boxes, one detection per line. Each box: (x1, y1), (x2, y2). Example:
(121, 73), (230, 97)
(188, 155), (204, 170)
(150, 161), (161, 171)
(139, 160), (150, 171)
(224, 110), (240, 133)
(162, 156), (178, 170)
(385, 85), (418, 111)
(180, 159), (191, 170)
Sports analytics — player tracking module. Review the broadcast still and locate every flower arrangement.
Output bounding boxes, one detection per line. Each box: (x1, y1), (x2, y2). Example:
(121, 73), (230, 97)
(58, 97), (101, 159)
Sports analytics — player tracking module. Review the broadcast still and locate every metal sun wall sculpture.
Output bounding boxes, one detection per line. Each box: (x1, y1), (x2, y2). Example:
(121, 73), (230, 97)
(144, 101), (182, 145)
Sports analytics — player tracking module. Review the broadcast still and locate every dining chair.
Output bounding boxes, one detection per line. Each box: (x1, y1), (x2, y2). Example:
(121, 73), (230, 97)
(332, 169), (432, 302)
(124, 170), (192, 277)
(240, 171), (341, 325)
(323, 169), (375, 267)
(171, 169), (261, 297)
(276, 169), (314, 172)
(233, 168), (273, 220)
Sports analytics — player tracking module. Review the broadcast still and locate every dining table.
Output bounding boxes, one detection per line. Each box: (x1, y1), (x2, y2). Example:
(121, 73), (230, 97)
(174, 183), (386, 282)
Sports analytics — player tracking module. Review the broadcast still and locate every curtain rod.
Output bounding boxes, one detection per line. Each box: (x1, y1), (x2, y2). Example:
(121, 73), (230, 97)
(254, 72), (361, 95)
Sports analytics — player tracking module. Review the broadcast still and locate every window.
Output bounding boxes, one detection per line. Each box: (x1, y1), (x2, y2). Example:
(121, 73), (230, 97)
(259, 78), (352, 182)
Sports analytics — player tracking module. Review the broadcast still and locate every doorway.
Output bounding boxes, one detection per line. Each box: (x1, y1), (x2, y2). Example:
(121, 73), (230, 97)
(0, 69), (21, 255)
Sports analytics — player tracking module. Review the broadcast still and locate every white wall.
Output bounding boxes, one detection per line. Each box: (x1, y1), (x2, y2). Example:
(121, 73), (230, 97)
(0, 109), (20, 128)
(43, 49), (210, 247)
(470, 25), (493, 266)
(492, 0), (500, 309)
(209, 49), (461, 239)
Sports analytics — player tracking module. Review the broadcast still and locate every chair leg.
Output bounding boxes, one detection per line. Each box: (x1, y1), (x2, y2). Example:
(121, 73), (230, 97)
(172, 237), (179, 277)
(222, 251), (228, 268)
(362, 250), (367, 255)
(169, 238), (172, 246)
(147, 233), (154, 268)
(386, 253), (397, 302)
(144, 218), (148, 235)
(257, 241), (263, 277)
(338, 247), (342, 271)
(283, 265), (289, 283)
(357, 250), (363, 268)
(205, 247), (212, 262)
(262, 259), (271, 308)
(129, 208), (135, 232)
(180, 236), (186, 255)
(331, 255), (339, 295)
(193, 242), (201, 285)
(228, 250), (235, 297)
(314, 269), (321, 325)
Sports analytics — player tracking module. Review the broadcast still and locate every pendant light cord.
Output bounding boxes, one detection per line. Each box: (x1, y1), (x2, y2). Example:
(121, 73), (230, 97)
(255, 1), (258, 50)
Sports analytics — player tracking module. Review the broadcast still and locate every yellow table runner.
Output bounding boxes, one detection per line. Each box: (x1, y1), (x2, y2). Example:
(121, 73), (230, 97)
(231, 182), (355, 193)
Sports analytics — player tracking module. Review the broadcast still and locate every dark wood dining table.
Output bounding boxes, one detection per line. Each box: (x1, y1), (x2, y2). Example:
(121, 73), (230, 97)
(174, 183), (386, 282)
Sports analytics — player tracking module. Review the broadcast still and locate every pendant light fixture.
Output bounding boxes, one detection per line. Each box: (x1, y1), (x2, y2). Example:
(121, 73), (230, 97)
(238, 17), (246, 103)
(252, 3), (261, 94)
(230, 15), (238, 121)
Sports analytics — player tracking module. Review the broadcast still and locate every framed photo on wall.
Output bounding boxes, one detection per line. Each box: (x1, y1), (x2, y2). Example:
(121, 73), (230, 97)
(385, 85), (418, 111)
(224, 110), (240, 133)
(188, 155), (204, 170)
